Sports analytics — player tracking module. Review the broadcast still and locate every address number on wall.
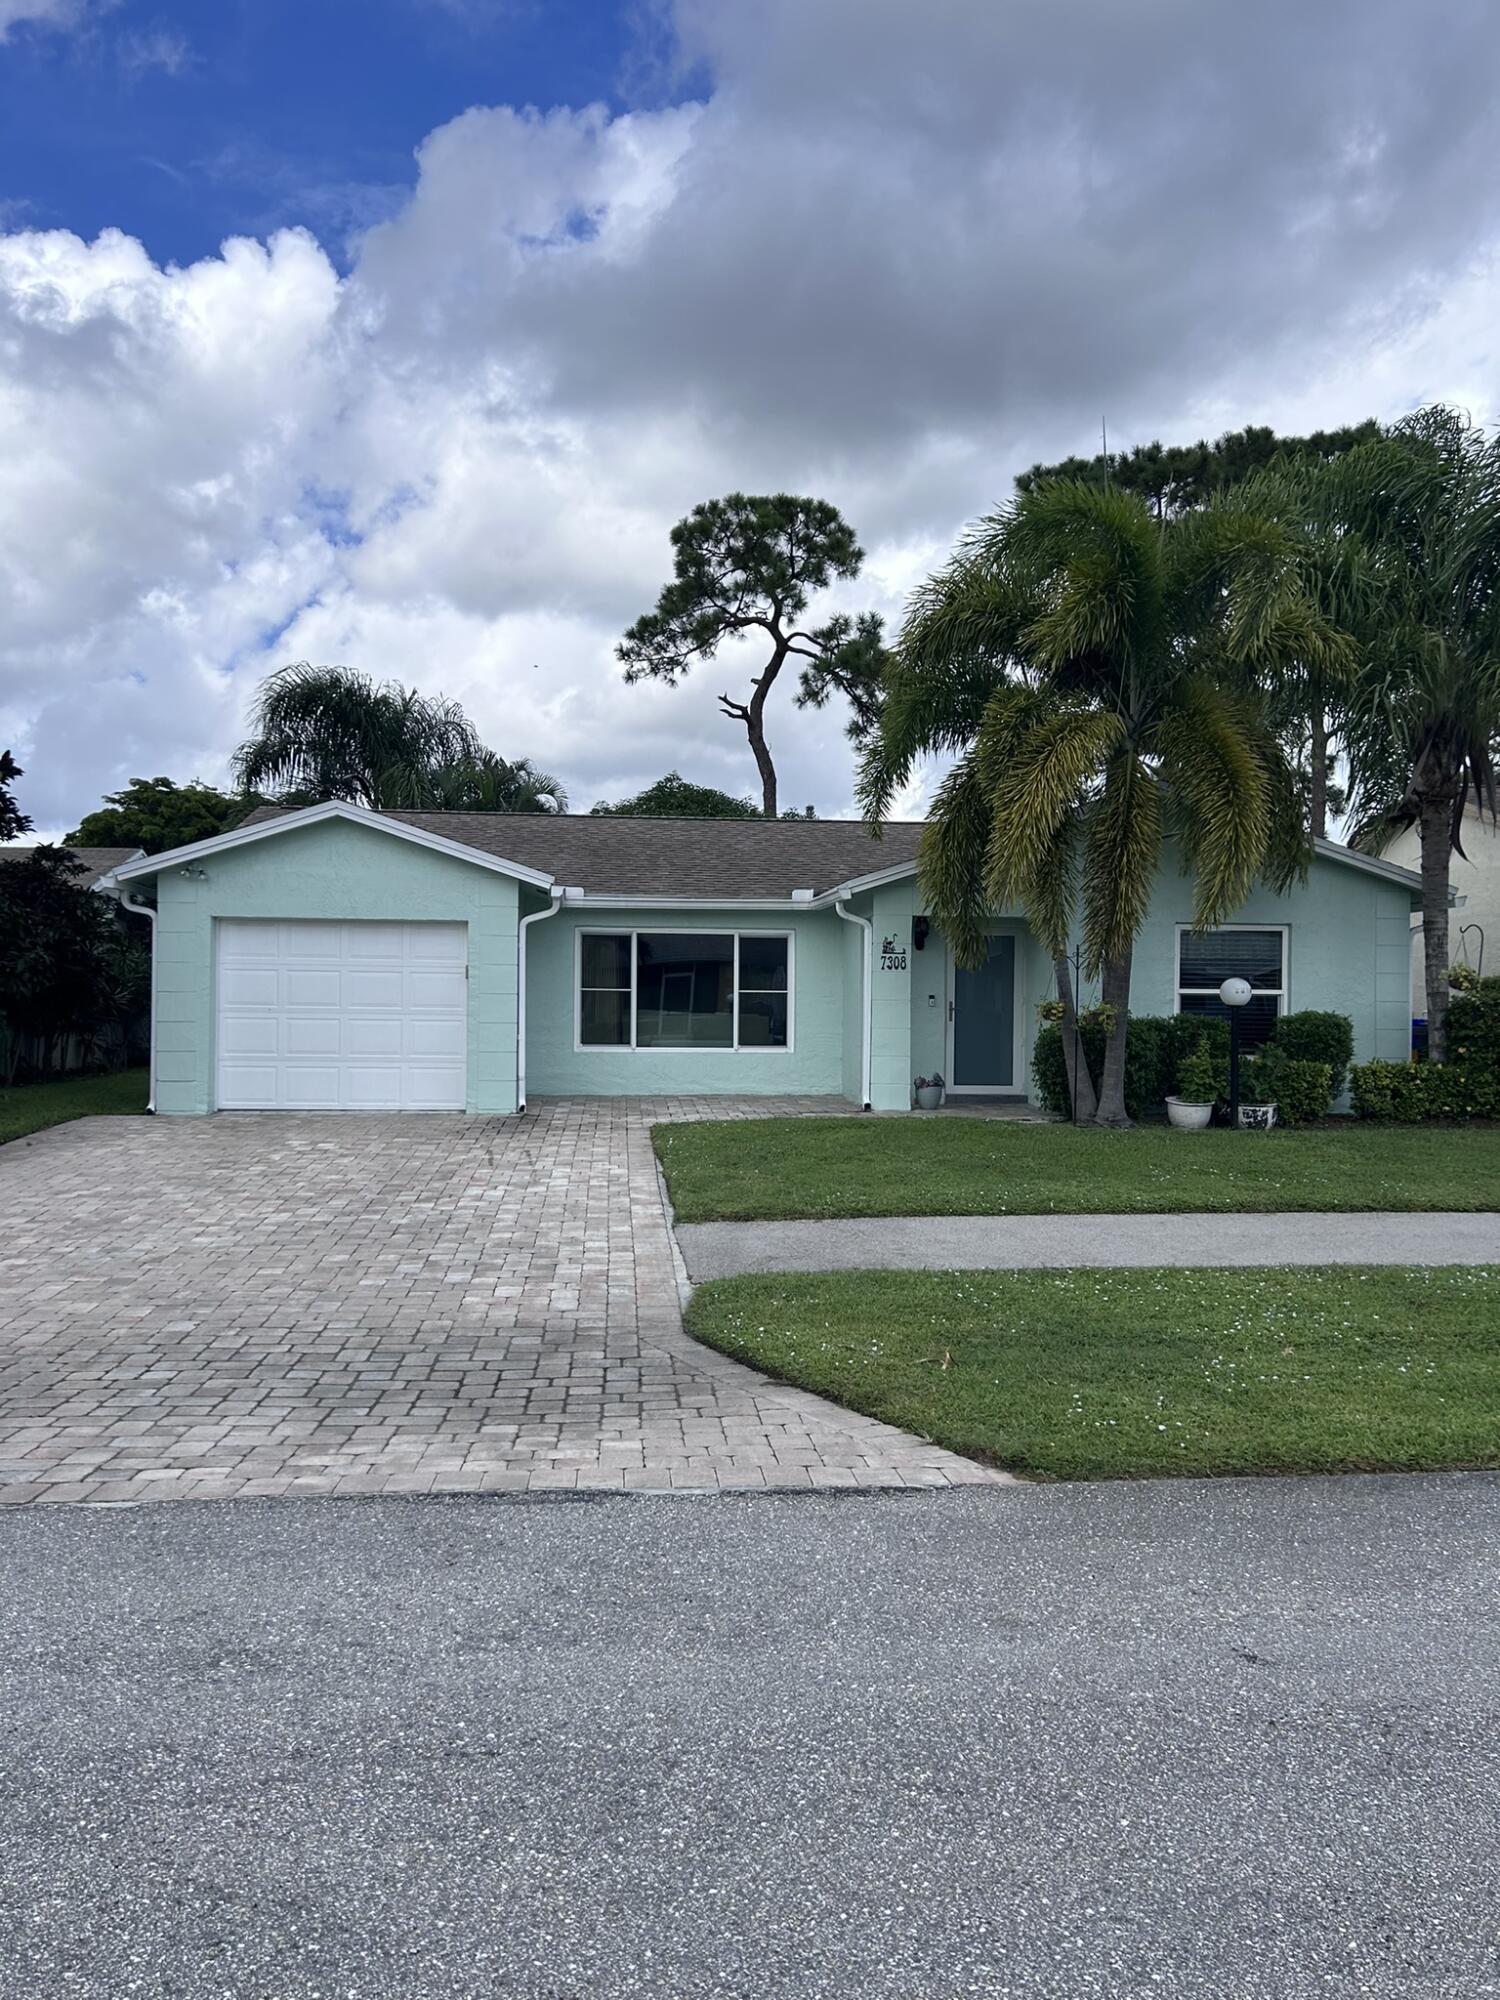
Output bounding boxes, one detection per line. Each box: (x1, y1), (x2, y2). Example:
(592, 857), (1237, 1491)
(880, 933), (908, 972)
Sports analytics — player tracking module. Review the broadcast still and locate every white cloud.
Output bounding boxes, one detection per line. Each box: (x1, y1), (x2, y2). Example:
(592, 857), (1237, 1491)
(0, 0), (84, 36)
(5, 0), (1500, 836)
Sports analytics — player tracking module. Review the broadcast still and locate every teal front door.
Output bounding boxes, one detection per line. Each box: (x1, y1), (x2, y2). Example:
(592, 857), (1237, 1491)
(949, 935), (1017, 1091)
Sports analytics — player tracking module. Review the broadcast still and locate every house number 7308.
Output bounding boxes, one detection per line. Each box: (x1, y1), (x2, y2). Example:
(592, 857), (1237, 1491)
(880, 934), (908, 972)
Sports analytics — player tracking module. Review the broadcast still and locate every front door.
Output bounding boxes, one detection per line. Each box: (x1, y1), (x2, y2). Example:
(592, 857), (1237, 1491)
(947, 934), (1019, 1093)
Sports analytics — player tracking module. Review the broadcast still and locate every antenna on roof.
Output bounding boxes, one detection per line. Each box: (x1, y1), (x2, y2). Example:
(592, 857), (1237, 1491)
(1101, 416), (1110, 482)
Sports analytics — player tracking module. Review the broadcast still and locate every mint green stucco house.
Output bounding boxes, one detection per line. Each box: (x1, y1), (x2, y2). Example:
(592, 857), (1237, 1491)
(101, 801), (1423, 1117)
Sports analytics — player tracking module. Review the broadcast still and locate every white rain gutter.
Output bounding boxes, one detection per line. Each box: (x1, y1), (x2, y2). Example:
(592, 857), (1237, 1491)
(516, 888), (568, 1113)
(118, 887), (158, 1114)
(834, 897), (873, 1111)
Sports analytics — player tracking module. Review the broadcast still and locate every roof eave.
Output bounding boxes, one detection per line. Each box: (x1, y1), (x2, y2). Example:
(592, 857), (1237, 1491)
(108, 800), (556, 890)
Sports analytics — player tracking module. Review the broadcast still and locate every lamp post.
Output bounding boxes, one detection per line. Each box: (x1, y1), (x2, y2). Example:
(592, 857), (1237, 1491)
(1219, 976), (1252, 1126)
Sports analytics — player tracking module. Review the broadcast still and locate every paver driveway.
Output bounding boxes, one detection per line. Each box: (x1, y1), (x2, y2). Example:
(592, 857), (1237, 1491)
(0, 1100), (999, 1505)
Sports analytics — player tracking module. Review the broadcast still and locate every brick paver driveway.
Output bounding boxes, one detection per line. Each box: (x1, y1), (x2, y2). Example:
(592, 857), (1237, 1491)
(0, 1100), (999, 1505)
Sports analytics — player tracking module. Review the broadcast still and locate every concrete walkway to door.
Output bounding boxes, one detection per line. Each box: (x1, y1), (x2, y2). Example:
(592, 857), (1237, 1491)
(0, 1099), (1002, 1505)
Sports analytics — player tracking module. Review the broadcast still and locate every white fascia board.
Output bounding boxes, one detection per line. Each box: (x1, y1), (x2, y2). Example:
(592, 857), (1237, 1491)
(108, 801), (556, 889)
(812, 858), (920, 905)
(564, 894), (821, 911)
(1310, 836), (1423, 891)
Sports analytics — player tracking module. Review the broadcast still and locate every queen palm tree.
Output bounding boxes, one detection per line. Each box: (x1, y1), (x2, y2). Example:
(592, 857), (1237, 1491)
(233, 664), (566, 814)
(861, 481), (1343, 1125)
(1309, 409), (1500, 1061)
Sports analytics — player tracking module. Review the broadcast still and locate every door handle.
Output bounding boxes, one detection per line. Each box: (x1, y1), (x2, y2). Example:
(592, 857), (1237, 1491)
(947, 1000), (954, 1022)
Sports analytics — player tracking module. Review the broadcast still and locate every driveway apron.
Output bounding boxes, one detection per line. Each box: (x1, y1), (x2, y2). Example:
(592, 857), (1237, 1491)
(0, 1101), (1000, 1504)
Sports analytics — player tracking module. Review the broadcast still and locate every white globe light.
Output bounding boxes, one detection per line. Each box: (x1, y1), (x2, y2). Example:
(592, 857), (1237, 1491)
(1219, 976), (1253, 1007)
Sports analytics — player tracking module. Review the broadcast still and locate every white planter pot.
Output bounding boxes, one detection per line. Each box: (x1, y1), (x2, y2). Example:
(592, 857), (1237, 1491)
(915, 1086), (944, 1110)
(1237, 1103), (1277, 1130)
(1165, 1096), (1214, 1131)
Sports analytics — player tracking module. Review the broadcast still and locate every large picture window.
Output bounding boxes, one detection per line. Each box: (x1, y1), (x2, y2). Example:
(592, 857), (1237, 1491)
(577, 931), (792, 1051)
(1177, 926), (1285, 1048)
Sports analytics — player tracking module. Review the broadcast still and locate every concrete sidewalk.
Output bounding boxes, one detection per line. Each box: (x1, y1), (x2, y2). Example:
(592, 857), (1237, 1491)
(678, 1209), (1500, 1279)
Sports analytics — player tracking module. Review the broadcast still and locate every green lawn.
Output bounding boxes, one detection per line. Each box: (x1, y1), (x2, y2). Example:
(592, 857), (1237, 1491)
(655, 1116), (1500, 1222)
(0, 1068), (148, 1146)
(687, 1265), (1500, 1480)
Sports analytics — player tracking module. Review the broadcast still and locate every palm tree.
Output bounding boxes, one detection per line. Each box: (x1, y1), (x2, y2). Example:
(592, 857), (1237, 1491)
(1310, 409), (1500, 1060)
(233, 664), (566, 815)
(862, 481), (1342, 1125)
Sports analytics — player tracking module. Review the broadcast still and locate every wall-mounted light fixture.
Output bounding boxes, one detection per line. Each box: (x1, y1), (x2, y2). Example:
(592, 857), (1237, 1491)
(178, 865), (209, 880)
(913, 915), (930, 952)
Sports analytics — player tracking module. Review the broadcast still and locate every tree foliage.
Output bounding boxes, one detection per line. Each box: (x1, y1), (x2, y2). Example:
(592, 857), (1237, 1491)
(0, 849), (149, 1082)
(863, 480), (1343, 1124)
(618, 494), (886, 817)
(1302, 407), (1500, 1058)
(66, 776), (249, 854)
(232, 664), (566, 814)
(589, 771), (764, 818)
(1017, 420), (1383, 520)
(1, 750), (32, 843)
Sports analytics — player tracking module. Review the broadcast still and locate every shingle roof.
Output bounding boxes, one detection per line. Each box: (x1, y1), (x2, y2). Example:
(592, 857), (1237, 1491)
(0, 844), (140, 887)
(237, 805), (921, 898)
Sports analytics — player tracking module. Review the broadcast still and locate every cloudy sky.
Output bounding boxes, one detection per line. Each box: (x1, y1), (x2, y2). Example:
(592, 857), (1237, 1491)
(2, 0), (1499, 838)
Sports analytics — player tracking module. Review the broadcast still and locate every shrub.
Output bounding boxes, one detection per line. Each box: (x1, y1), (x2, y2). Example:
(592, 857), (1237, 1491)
(1033, 1011), (1228, 1120)
(1267, 1011), (1354, 1103)
(1242, 1051), (1333, 1126)
(1349, 1057), (1499, 1121)
(1446, 986), (1500, 1066)
(1174, 1042), (1223, 1105)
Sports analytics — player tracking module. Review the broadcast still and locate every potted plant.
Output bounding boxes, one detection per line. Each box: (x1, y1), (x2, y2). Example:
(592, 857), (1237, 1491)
(1236, 1054), (1278, 1130)
(1165, 1042), (1220, 1131)
(914, 1072), (946, 1110)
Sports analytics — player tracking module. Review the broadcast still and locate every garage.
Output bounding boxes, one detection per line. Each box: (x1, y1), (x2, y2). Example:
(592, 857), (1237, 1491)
(216, 918), (468, 1111)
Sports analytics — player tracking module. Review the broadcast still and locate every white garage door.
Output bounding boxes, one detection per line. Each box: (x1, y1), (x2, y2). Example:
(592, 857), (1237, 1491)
(216, 920), (468, 1111)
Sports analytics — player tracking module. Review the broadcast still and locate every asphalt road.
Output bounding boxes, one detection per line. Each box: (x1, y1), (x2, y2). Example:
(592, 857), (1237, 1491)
(2, 1477), (1497, 1999)
(677, 1210), (1500, 1277)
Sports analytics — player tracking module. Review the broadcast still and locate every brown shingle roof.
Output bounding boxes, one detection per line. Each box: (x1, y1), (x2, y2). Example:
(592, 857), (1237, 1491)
(236, 806), (922, 898)
(0, 844), (140, 887)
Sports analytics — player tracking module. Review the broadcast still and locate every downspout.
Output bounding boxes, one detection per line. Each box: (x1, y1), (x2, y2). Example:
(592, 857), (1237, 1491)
(118, 887), (158, 1115)
(516, 888), (564, 1114)
(835, 897), (873, 1111)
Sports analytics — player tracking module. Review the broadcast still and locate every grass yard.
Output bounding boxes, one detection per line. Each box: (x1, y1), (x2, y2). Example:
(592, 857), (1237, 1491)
(0, 1068), (148, 1146)
(655, 1116), (1500, 1222)
(687, 1265), (1500, 1480)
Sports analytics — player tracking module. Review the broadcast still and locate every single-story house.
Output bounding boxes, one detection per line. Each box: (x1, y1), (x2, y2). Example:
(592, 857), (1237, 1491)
(99, 801), (1423, 1116)
(0, 844), (143, 890)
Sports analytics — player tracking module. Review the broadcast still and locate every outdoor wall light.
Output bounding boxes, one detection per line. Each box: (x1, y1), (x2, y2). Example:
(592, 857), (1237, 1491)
(178, 865), (208, 880)
(1219, 976), (1252, 1124)
(913, 915), (930, 951)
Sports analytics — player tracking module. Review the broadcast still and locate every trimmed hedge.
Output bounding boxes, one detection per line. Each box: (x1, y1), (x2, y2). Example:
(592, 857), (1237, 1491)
(1034, 1007), (1351, 1122)
(1350, 985), (1500, 1121)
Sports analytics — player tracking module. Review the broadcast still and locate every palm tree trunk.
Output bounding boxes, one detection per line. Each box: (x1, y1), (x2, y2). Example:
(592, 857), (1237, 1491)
(1094, 948), (1134, 1127)
(1052, 954), (1098, 1123)
(1308, 713), (1329, 840)
(1418, 788), (1454, 1061)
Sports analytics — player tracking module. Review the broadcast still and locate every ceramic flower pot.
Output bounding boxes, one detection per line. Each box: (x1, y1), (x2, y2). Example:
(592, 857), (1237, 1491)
(1236, 1103), (1277, 1130)
(915, 1085), (944, 1110)
(1165, 1095), (1214, 1131)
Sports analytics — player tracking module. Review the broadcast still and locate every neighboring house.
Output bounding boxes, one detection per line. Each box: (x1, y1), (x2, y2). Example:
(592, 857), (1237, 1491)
(1382, 797), (1499, 1015)
(0, 844), (143, 891)
(98, 802), (1421, 1116)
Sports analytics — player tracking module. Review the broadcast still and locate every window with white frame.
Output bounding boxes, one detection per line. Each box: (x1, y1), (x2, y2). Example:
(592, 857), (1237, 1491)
(1176, 926), (1285, 1048)
(577, 931), (792, 1050)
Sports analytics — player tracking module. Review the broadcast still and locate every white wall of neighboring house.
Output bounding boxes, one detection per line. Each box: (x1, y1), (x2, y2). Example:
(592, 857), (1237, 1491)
(1385, 801), (1500, 1016)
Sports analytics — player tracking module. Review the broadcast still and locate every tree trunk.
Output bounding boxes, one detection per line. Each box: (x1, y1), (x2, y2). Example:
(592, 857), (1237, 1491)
(1052, 954), (1098, 1123)
(1093, 948), (1134, 1127)
(1418, 787), (1455, 1061)
(1308, 713), (1329, 841)
(746, 699), (778, 818)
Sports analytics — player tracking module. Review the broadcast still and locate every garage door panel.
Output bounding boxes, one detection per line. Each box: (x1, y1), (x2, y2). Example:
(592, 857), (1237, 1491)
(407, 971), (468, 1010)
(220, 966), (279, 1008)
(219, 1014), (279, 1056)
(346, 1017), (405, 1057)
(279, 922), (345, 958)
(217, 920), (468, 1112)
(343, 969), (405, 1009)
(284, 1017), (342, 1057)
(407, 1016), (466, 1057)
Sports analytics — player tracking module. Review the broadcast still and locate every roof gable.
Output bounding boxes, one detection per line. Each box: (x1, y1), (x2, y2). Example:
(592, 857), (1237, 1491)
(105, 801), (555, 889)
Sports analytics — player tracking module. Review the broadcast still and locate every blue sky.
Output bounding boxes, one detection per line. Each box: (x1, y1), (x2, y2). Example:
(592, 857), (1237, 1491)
(3, 0), (1499, 836)
(0, 0), (678, 263)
